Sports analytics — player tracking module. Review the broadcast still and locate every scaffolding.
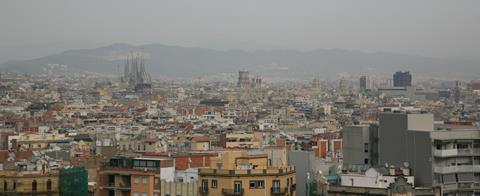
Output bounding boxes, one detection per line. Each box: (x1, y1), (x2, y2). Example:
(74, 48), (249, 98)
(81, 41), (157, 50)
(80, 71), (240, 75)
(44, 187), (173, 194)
(59, 167), (88, 196)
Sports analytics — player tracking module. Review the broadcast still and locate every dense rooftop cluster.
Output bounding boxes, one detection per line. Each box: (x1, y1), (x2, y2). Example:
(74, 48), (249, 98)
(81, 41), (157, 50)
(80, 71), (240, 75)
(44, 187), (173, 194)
(0, 71), (479, 195)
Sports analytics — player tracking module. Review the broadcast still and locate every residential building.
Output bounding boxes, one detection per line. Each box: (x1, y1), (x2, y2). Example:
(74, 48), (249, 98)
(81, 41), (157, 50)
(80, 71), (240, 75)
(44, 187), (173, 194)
(198, 150), (296, 196)
(0, 170), (59, 196)
(377, 112), (480, 195)
(96, 156), (174, 196)
(342, 124), (379, 169)
(219, 131), (261, 149)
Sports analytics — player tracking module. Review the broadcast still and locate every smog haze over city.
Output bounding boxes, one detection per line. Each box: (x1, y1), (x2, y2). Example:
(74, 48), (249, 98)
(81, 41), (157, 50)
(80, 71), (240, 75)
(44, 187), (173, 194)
(1, 1), (480, 196)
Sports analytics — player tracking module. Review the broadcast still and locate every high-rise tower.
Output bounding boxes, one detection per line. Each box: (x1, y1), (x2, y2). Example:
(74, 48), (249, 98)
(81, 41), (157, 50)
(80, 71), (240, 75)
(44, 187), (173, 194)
(393, 71), (412, 87)
(238, 71), (250, 89)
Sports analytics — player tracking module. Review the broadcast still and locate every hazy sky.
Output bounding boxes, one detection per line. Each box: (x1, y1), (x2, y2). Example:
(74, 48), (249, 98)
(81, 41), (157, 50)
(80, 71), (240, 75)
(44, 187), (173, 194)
(1, 0), (479, 62)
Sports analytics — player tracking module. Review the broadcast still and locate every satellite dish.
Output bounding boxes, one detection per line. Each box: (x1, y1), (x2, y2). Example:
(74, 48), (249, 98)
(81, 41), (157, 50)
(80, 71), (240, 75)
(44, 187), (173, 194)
(385, 163), (389, 168)
(403, 162), (409, 168)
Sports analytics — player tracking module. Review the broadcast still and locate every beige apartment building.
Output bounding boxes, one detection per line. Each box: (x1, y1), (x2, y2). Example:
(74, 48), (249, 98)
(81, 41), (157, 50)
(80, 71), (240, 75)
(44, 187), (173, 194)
(198, 150), (296, 196)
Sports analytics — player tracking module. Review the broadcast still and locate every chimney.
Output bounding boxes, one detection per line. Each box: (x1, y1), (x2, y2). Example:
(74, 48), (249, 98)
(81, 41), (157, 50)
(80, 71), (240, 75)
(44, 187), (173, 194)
(389, 165), (396, 175)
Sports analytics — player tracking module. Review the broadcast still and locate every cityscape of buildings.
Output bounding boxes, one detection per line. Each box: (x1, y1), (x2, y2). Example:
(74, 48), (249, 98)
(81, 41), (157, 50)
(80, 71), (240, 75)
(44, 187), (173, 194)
(0, 67), (479, 196)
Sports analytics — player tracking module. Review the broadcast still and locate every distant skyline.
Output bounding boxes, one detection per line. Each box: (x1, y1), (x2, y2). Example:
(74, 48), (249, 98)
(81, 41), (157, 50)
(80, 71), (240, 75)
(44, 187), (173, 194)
(1, 0), (480, 63)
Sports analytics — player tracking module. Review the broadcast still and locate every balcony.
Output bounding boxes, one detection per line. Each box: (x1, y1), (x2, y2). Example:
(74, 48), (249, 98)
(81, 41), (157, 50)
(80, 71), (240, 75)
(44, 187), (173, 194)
(117, 183), (131, 191)
(434, 149), (458, 157)
(458, 148), (480, 156)
(101, 185), (131, 191)
(474, 183), (480, 189)
(222, 188), (244, 196)
(0, 190), (58, 195)
(199, 166), (295, 177)
(101, 181), (131, 190)
(434, 148), (480, 157)
(198, 187), (209, 195)
(271, 187), (288, 195)
(442, 183), (480, 191)
(434, 165), (480, 174)
(442, 183), (458, 191)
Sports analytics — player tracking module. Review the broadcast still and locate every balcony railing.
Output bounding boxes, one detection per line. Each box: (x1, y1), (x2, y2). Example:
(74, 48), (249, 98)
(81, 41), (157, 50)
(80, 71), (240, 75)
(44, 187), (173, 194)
(434, 148), (480, 157)
(0, 190), (58, 195)
(443, 183), (458, 191)
(434, 165), (480, 174)
(434, 149), (458, 157)
(474, 183), (480, 189)
(442, 183), (480, 191)
(199, 166), (295, 177)
(222, 188), (244, 196)
(199, 187), (209, 195)
(101, 182), (131, 190)
(271, 187), (288, 195)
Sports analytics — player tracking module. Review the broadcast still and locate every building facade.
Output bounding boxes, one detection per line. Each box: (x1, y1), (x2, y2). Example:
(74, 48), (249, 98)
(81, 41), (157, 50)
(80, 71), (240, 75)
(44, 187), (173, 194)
(96, 156), (174, 196)
(393, 71), (412, 87)
(0, 171), (59, 196)
(342, 124), (379, 169)
(377, 112), (480, 195)
(198, 151), (296, 196)
(359, 76), (371, 91)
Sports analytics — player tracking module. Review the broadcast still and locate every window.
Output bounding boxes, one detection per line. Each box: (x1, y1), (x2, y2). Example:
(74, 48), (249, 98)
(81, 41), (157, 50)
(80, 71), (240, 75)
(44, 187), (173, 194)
(47, 179), (52, 191)
(364, 143), (369, 153)
(234, 181), (242, 193)
(211, 179), (218, 188)
(13, 181), (16, 190)
(272, 180), (280, 193)
(147, 161), (155, 167)
(457, 143), (469, 149)
(32, 180), (37, 192)
(142, 193), (147, 196)
(143, 177), (148, 184)
(3, 180), (7, 191)
(134, 177), (139, 184)
(258, 181), (264, 188)
(364, 159), (369, 164)
(272, 180), (280, 188)
(133, 193), (139, 196)
(201, 180), (208, 192)
(249, 180), (264, 189)
(134, 160), (147, 167)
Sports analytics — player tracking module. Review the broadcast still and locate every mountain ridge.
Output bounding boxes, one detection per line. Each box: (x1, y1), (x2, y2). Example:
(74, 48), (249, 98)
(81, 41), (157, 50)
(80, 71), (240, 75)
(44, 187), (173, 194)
(1, 43), (479, 80)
